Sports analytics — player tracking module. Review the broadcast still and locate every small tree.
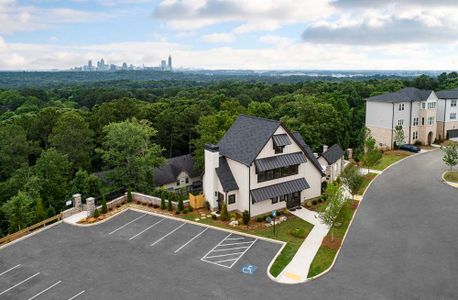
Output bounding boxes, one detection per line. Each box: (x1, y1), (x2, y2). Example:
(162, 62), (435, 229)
(47, 205), (56, 218)
(101, 197), (108, 214)
(318, 183), (345, 241)
(160, 190), (166, 210)
(242, 210), (250, 225)
(341, 164), (364, 200)
(34, 196), (47, 222)
(220, 203), (229, 221)
(127, 188), (132, 203)
(167, 196), (173, 211)
(393, 125), (405, 148)
(93, 208), (100, 218)
(1, 191), (33, 232)
(177, 193), (184, 211)
(443, 143), (458, 170)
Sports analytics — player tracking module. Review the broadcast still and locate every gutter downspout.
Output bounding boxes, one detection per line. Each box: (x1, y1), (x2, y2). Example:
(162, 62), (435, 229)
(443, 99), (447, 139)
(409, 101), (413, 144)
(391, 103), (395, 149)
(248, 165), (251, 216)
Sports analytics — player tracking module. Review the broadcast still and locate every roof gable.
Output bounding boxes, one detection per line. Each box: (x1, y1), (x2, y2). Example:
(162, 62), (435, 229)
(321, 144), (345, 164)
(153, 154), (198, 186)
(437, 88), (458, 99)
(365, 87), (432, 103)
(291, 132), (324, 175)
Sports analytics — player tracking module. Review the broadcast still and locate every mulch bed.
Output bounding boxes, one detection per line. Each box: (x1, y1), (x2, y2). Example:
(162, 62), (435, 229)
(322, 236), (342, 250)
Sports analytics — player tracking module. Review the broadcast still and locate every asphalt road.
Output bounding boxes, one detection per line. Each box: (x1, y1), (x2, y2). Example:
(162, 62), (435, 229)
(0, 149), (456, 299)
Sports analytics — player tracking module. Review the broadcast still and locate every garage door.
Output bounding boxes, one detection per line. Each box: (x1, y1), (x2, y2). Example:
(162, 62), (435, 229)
(447, 129), (458, 139)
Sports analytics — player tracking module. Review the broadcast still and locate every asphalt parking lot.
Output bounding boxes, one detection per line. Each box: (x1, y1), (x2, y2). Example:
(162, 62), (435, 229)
(0, 209), (282, 299)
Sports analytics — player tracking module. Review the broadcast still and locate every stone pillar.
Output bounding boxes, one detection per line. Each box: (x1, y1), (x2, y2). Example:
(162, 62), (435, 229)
(72, 194), (81, 210)
(347, 148), (353, 160)
(86, 197), (95, 217)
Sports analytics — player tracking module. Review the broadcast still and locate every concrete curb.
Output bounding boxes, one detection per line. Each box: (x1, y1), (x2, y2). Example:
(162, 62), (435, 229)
(275, 148), (439, 284)
(441, 171), (458, 189)
(62, 205), (130, 227)
(0, 220), (63, 250)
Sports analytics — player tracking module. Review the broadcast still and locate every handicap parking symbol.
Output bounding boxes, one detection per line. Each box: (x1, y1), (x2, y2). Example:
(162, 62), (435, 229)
(241, 264), (257, 275)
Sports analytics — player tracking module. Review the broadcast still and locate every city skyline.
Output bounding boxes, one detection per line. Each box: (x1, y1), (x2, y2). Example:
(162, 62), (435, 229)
(1, 1), (458, 71)
(72, 55), (173, 71)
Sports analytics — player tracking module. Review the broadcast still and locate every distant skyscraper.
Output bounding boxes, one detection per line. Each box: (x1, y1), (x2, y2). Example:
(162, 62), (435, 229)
(168, 55), (172, 70)
(122, 62), (128, 70)
(88, 60), (93, 71)
(161, 60), (167, 70)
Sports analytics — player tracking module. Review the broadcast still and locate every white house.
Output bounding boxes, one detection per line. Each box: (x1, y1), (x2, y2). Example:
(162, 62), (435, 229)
(365, 87), (438, 148)
(436, 88), (458, 140)
(153, 154), (202, 193)
(318, 144), (345, 182)
(203, 115), (324, 217)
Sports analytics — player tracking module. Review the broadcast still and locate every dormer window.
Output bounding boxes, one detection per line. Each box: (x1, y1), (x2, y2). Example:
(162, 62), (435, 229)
(272, 134), (291, 154)
(274, 145), (284, 154)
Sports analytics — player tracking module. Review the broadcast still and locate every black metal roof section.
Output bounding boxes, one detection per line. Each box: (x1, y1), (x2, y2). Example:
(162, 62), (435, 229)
(217, 115), (280, 166)
(153, 154), (199, 186)
(216, 157), (239, 192)
(321, 144), (345, 165)
(272, 134), (291, 147)
(250, 178), (310, 203)
(255, 152), (305, 172)
(365, 87), (433, 103)
(291, 132), (324, 175)
(436, 88), (458, 99)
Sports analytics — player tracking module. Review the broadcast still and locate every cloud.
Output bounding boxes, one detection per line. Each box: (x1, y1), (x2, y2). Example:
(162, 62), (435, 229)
(201, 33), (235, 43)
(332, 0), (458, 8)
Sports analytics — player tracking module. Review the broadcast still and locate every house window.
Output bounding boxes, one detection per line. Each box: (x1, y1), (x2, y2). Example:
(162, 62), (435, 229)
(274, 145), (284, 154)
(451, 113), (457, 120)
(398, 103), (404, 111)
(428, 117), (435, 125)
(228, 194), (236, 205)
(279, 195), (286, 202)
(176, 180), (180, 186)
(185, 177), (189, 184)
(413, 117), (419, 126)
(397, 119), (404, 126)
(422, 102), (426, 109)
(421, 117), (425, 125)
(451, 100), (457, 107)
(428, 102), (436, 109)
(257, 164), (299, 183)
(412, 131), (418, 140)
(271, 197), (278, 204)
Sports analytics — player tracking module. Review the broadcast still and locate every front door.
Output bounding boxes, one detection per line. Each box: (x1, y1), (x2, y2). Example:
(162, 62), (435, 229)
(217, 192), (224, 212)
(286, 192), (301, 208)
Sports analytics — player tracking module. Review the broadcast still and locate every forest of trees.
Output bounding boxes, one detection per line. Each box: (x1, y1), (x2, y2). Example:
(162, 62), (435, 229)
(1, 71), (457, 236)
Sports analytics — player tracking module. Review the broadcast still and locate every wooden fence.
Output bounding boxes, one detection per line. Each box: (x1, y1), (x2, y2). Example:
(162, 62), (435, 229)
(0, 214), (62, 246)
(189, 193), (205, 209)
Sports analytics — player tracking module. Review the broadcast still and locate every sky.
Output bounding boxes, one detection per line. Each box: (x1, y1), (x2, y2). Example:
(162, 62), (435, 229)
(1, 0), (458, 70)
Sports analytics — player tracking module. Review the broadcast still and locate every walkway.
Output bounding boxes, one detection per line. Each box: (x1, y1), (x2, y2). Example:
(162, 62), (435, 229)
(62, 211), (87, 225)
(276, 208), (330, 284)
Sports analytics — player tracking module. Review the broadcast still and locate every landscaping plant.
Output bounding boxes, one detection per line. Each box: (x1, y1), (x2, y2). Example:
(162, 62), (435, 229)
(242, 210), (250, 225)
(167, 197), (173, 211)
(220, 203), (229, 221)
(127, 188), (132, 203)
(93, 208), (100, 218)
(341, 163), (364, 200)
(442, 143), (458, 170)
(318, 183), (345, 241)
(177, 193), (184, 211)
(101, 197), (108, 214)
(160, 190), (166, 209)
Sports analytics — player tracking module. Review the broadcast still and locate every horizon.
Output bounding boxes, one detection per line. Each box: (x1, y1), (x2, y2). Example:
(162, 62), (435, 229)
(1, 1), (458, 71)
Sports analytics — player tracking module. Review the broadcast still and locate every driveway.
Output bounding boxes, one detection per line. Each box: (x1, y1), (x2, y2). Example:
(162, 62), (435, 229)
(0, 150), (456, 299)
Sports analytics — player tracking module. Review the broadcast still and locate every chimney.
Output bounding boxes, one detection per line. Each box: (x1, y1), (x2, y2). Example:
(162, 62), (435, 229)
(323, 145), (328, 153)
(203, 144), (219, 210)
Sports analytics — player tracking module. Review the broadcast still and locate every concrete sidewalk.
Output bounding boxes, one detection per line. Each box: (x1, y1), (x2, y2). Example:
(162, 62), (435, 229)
(276, 208), (330, 284)
(63, 211), (87, 225)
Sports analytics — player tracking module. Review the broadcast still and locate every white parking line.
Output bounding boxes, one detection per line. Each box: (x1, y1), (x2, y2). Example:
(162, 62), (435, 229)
(205, 252), (244, 259)
(27, 280), (61, 300)
(108, 214), (146, 235)
(0, 272), (40, 296)
(150, 223), (186, 247)
(67, 290), (85, 300)
(219, 241), (254, 247)
(225, 237), (245, 241)
(212, 246), (250, 252)
(174, 227), (208, 253)
(129, 219), (164, 240)
(227, 239), (257, 268)
(0, 264), (21, 276)
(201, 233), (231, 259)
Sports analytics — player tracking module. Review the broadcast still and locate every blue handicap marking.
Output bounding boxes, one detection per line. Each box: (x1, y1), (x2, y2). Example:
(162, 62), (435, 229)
(241, 264), (257, 275)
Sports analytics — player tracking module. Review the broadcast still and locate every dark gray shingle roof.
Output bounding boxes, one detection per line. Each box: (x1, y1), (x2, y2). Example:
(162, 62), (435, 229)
(365, 87), (433, 103)
(153, 154), (199, 186)
(216, 157), (239, 192)
(291, 132), (324, 175)
(272, 134), (291, 147)
(250, 178), (310, 203)
(321, 144), (345, 165)
(217, 115), (280, 166)
(436, 88), (458, 99)
(255, 152), (306, 172)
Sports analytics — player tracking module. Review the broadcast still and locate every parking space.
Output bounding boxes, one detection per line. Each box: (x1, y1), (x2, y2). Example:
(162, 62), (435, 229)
(0, 208), (283, 299)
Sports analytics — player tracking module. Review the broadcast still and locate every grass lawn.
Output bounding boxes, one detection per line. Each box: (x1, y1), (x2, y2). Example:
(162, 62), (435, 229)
(181, 211), (313, 277)
(444, 171), (458, 183)
(357, 172), (377, 195)
(372, 150), (411, 170)
(307, 200), (357, 278)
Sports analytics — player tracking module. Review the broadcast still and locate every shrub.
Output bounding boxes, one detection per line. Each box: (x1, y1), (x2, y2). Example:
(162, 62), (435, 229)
(312, 199), (318, 205)
(414, 140), (422, 146)
(318, 198), (323, 203)
(177, 193), (184, 211)
(290, 227), (307, 238)
(242, 210), (250, 225)
(167, 198), (173, 211)
(256, 216), (264, 222)
(93, 208), (100, 218)
(183, 209), (188, 214)
(47, 205), (56, 218)
(127, 188), (132, 203)
(230, 217), (236, 222)
(230, 212), (237, 220)
(211, 214), (217, 220)
(205, 201), (210, 210)
(101, 198), (108, 214)
(220, 203), (229, 221)
(153, 204), (160, 209)
(160, 192), (166, 209)
(175, 210), (181, 215)
(306, 200), (312, 207)
(188, 205), (193, 212)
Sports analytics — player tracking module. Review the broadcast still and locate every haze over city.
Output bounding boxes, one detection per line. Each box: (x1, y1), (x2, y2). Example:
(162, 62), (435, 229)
(1, 0), (458, 70)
